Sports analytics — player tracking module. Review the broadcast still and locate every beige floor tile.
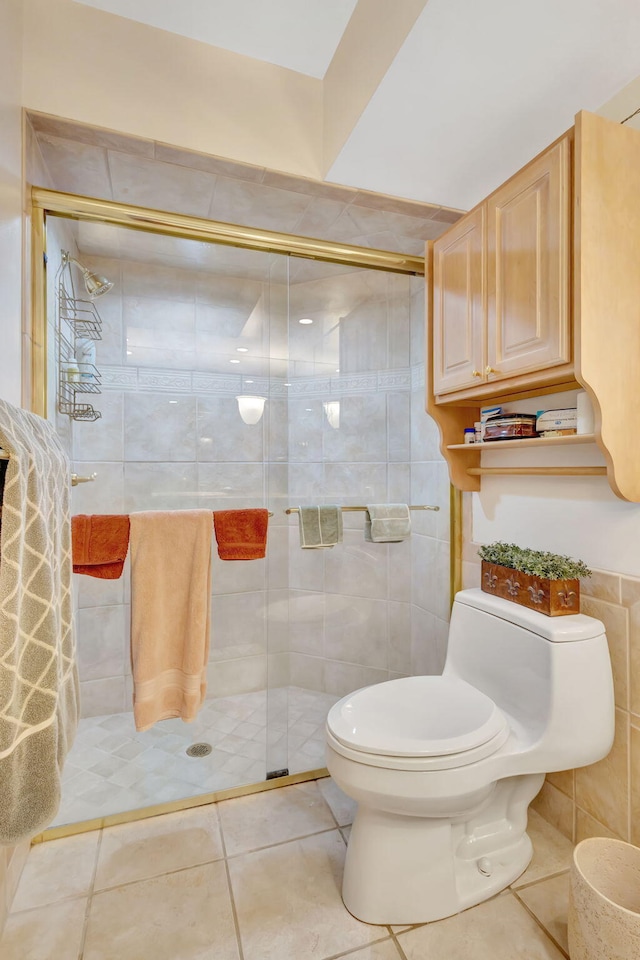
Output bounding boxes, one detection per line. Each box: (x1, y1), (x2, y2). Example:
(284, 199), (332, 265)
(511, 809), (574, 888)
(397, 893), (565, 960)
(94, 802), (223, 890)
(11, 831), (100, 911)
(339, 940), (404, 959)
(0, 897), (87, 960)
(228, 829), (386, 960)
(83, 861), (239, 960)
(317, 776), (358, 826)
(516, 873), (570, 954)
(219, 780), (336, 855)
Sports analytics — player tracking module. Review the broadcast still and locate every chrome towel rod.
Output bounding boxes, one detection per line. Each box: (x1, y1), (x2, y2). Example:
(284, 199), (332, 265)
(285, 504), (439, 514)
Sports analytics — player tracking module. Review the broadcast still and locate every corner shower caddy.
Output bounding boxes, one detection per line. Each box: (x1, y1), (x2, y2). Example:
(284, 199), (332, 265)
(55, 253), (103, 422)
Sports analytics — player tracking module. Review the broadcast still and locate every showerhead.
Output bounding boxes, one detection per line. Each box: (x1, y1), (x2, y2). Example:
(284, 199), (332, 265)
(62, 251), (113, 299)
(81, 268), (113, 299)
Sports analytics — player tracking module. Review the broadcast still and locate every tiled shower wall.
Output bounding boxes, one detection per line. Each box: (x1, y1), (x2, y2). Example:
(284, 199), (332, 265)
(70, 255), (450, 714)
(70, 253), (284, 715)
(31, 110), (454, 717)
(287, 278), (451, 697)
(462, 500), (640, 846)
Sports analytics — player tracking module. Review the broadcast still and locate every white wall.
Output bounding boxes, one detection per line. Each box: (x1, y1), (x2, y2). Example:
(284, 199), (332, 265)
(0, 0), (28, 937)
(471, 395), (640, 577)
(468, 81), (640, 578)
(0, 0), (24, 406)
(22, 0), (323, 179)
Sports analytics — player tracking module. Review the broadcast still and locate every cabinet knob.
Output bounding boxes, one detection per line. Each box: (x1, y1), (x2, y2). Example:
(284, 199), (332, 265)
(471, 370), (483, 378)
(485, 366), (500, 376)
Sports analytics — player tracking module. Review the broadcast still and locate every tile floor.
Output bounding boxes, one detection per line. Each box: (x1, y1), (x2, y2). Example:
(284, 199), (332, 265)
(56, 687), (338, 826)
(3, 777), (573, 960)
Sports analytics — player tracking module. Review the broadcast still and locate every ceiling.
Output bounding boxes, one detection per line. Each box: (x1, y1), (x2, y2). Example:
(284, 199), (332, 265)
(327, 0), (640, 209)
(71, 0), (640, 210)
(72, 0), (358, 79)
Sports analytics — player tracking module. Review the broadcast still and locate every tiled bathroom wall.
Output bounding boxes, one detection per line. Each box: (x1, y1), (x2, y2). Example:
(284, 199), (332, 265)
(286, 273), (450, 696)
(462, 497), (640, 845)
(67, 247), (449, 715)
(69, 249), (277, 715)
(32, 112), (453, 729)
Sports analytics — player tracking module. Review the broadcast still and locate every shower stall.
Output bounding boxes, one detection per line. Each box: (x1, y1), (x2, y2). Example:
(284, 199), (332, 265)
(34, 190), (452, 833)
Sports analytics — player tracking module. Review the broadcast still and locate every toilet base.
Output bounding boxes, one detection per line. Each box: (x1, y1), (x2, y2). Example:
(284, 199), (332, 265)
(341, 772), (544, 925)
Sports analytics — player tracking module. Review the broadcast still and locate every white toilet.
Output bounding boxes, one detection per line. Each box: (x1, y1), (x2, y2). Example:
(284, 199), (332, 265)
(326, 588), (614, 925)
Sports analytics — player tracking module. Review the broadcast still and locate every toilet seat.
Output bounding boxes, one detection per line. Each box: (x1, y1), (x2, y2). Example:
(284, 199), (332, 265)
(326, 676), (510, 771)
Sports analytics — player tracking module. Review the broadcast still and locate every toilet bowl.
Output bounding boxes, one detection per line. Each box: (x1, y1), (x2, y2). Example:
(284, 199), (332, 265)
(325, 588), (615, 925)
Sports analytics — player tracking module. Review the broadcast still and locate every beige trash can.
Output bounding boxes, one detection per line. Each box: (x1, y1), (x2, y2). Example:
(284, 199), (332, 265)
(568, 837), (640, 959)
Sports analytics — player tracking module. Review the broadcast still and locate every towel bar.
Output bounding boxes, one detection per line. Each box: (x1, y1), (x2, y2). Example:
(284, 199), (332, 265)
(71, 473), (97, 486)
(285, 504), (439, 514)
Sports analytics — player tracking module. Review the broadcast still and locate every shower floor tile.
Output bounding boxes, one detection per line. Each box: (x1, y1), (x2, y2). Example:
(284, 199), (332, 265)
(54, 686), (338, 827)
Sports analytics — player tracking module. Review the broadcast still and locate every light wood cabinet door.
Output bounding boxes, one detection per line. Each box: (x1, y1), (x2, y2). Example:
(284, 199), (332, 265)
(486, 137), (570, 382)
(432, 205), (485, 395)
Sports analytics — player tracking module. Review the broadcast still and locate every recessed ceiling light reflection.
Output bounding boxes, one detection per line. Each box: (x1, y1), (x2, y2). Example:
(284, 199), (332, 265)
(298, 318), (313, 325)
(245, 380), (254, 384)
(169, 400), (178, 404)
(236, 347), (249, 352)
(229, 359), (241, 364)
(126, 350), (133, 356)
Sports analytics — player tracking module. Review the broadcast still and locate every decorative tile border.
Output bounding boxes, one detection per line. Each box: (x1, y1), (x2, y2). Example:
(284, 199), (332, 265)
(101, 365), (138, 388)
(101, 364), (423, 399)
(411, 365), (425, 388)
(138, 370), (192, 391)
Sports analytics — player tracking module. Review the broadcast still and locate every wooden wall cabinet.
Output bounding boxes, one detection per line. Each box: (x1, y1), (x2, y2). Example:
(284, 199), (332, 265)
(432, 137), (572, 402)
(427, 111), (640, 502)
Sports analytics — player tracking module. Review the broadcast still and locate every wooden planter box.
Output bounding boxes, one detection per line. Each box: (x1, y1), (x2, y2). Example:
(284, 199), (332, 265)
(481, 561), (580, 616)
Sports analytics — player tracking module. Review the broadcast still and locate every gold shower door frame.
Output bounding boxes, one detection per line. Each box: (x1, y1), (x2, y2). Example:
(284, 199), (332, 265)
(29, 188), (462, 840)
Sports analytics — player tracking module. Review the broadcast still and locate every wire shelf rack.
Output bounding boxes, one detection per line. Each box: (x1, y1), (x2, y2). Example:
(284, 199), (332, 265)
(56, 258), (105, 422)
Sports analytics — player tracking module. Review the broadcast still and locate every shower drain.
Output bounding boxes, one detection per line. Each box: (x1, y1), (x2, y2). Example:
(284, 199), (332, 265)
(186, 743), (213, 758)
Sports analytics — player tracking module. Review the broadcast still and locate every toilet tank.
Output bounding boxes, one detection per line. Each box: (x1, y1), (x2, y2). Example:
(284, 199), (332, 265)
(443, 589), (614, 768)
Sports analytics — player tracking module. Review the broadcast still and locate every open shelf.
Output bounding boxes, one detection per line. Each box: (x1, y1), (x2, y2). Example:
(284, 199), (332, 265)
(447, 434), (596, 451)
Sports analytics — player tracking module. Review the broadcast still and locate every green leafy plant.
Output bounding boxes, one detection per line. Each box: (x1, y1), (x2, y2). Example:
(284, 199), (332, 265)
(478, 542), (592, 580)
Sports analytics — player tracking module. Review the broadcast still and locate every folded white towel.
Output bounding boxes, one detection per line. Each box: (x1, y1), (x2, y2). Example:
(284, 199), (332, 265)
(298, 505), (343, 549)
(365, 504), (411, 542)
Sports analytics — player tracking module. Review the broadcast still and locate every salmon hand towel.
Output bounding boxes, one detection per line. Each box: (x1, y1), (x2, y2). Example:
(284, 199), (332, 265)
(213, 508), (269, 560)
(72, 514), (130, 579)
(0, 399), (79, 844)
(130, 510), (212, 732)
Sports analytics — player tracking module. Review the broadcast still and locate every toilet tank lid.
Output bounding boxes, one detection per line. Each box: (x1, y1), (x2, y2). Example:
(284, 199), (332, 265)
(454, 589), (605, 642)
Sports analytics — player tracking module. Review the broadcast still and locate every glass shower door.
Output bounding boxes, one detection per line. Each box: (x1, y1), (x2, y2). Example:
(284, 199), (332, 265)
(48, 216), (290, 826)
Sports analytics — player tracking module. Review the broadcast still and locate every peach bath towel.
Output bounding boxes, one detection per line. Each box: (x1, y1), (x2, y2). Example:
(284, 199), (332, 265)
(72, 514), (130, 579)
(129, 510), (212, 731)
(213, 508), (269, 560)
